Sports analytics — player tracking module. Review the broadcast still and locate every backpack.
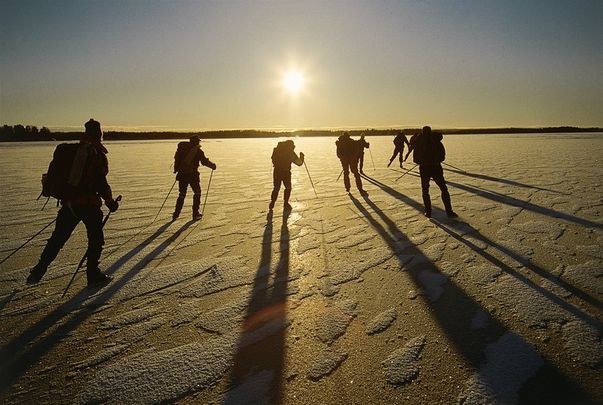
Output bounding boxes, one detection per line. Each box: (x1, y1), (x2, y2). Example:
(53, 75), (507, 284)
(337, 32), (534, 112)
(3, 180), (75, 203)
(412, 134), (445, 165)
(41, 143), (95, 200)
(272, 141), (292, 168)
(174, 141), (199, 173)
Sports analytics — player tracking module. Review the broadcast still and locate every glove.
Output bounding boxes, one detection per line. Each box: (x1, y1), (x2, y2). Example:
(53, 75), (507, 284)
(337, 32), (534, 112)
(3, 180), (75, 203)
(210, 163), (217, 170)
(299, 152), (305, 159)
(106, 198), (119, 212)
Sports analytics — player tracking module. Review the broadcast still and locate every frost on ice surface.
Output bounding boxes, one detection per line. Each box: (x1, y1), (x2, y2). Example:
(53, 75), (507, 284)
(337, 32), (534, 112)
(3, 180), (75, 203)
(99, 306), (161, 330)
(314, 299), (357, 343)
(491, 275), (569, 328)
(366, 308), (397, 335)
(561, 320), (603, 368)
(382, 335), (426, 385)
(307, 349), (348, 381)
(511, 220), (565, 240)
(77, 335), (236, 404)
(73, 344), (130, 370)
(417, 269), (448, 302)
(458, 332), (542, 405)
(575, 245), (603, 260)
(466, 264), (502, 286)
(561, 260), (603, 297)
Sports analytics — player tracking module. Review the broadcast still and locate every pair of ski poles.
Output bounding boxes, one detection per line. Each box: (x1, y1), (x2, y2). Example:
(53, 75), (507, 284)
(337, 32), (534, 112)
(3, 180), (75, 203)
(157, 168), (215, 220)
(395, 161), (466, 181)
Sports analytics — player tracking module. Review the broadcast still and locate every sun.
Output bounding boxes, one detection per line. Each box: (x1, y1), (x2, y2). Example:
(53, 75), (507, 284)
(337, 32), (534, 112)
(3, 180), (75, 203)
(282, 71), (304, 94)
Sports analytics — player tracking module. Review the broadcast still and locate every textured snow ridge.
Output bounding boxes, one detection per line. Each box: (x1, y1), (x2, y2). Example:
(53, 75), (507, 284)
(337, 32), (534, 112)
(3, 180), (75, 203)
(366, 308), (397, 335)
(382, 335), (426, 385)
(307, 349), (348, 381)
(314, 299), (358, 343)
(77, 335), (236, 404)
(458, 332), (543, 405)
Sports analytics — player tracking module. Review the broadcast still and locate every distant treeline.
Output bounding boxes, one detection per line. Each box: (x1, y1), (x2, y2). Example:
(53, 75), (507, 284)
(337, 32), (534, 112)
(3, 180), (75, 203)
(1, 124), (601, 142)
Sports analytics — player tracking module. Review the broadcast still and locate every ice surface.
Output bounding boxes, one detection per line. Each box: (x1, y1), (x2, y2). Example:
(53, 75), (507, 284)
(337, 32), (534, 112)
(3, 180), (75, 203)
(1, 136), (602, 404)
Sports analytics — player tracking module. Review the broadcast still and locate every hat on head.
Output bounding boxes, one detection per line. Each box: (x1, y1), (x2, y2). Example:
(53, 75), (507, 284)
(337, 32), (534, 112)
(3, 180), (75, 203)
(190, 135), (200, 144)
(84, 119), (102, 140)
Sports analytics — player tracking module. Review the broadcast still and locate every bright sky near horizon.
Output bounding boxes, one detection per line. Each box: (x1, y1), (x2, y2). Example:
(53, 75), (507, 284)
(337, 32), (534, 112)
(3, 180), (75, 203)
(1, 0), (602, 131)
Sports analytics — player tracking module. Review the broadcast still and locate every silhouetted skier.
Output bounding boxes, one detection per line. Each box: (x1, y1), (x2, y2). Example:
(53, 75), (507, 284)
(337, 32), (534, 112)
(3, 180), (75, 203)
(173, 135), (216, 221)
(336, 132), (368, 195)
(269, 140), (304, 211)
(358, 134), (370, 174)
(404, 133), (419, 162)
(387, 131), (410, 168)
(412, 126), (457, 218)
(27, 119), (119, 287)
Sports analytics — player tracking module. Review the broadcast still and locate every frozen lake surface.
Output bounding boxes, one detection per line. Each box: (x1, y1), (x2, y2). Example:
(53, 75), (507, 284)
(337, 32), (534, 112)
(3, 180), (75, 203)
(0, 134), (602, 404)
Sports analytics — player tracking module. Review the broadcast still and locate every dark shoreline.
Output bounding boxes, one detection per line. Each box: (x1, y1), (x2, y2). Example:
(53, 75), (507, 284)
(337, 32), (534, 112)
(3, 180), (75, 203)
(1, 127), (601, 142)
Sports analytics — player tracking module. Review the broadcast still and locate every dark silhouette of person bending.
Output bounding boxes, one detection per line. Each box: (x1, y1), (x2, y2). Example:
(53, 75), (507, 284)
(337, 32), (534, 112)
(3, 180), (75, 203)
(336, 132), (368, 195)
(388, 131), (410, 168)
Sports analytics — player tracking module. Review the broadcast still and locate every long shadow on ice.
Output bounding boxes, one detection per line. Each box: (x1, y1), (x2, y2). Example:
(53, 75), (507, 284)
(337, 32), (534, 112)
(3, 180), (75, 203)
(224, 211), (290, 404)
(443, 178), (603, 230)
(443, 167), (568, 194)
(0, 220), (193, 397)
(364, 172), (602, 314)
(434, 221), (603, 317)
(348, 194), (595, 403)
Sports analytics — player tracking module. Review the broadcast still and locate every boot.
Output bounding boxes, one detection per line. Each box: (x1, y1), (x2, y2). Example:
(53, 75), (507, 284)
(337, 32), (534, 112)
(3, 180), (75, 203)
(283, 189), (292, 211)
(87, 269), (113, 288)
(192, 193), (201, 220)
(173, 194), (185, 221)
(26, 263), (47, 285)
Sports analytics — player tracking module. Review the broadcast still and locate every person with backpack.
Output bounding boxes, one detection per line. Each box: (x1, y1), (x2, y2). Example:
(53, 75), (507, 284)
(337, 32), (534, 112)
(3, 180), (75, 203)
(172, 135), (216, 221)
(27, 119), (119, 287)
(336, 132), (368, 195)
(358, 134), (370, 174)
(412, 126), (457, 218)
(387, 131), (410, 168)
(269, 140), (304, 211)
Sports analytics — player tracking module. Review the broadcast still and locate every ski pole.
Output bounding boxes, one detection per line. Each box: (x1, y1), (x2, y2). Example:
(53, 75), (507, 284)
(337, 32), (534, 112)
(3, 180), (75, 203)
(336, 169), (343, 183)
(201, 170), (214, 216)
(442, 162), (466, 173)
(61, 195), (122, 298)
(41, 197), (51, 211)
(303, 161), (318, 198)
(154, 179), (177, 222)
(395, 164), (418, 181)
(368, 148), (376, 171)
(0, 218), (57, 265)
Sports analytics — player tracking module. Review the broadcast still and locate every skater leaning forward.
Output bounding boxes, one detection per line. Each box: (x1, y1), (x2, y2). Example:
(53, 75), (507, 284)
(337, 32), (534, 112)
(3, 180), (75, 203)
(269, 140), (304, 211)
(27, 119), (119, 287)
(336, 132), (368, 196)
(173, 135), (216, 221)
(388, 131), (410, 168)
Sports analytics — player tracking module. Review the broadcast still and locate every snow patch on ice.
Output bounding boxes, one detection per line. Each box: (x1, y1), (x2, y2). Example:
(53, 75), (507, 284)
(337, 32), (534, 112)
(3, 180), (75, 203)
(561, 320), (603, 368)
(458, 332), (542, 405)
(382, 335), (426, 385)
(314, 299), (357, 344)
(307, 349), (348, 381)
(77, 335), (236, 404)
(366, 308), (397, 335)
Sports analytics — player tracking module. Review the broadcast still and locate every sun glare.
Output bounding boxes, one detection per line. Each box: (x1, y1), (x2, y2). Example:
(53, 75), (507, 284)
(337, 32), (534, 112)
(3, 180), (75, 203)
(282, 71), (304, 94)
